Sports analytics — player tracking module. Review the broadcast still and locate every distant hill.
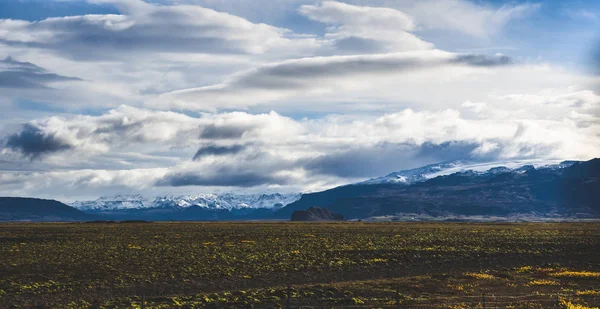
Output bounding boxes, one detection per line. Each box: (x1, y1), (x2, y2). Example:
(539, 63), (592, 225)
(277, 159), (600, 220)
(0, 197), (96, 221)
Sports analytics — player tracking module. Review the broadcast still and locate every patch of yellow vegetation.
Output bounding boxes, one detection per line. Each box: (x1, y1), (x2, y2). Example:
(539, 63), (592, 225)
(464, 272), (496, 280)
(365, 258), (388, 263)
(517, 266), (533, 273)
(561, 299), (599, 309)
(577, 290), (600, 296)
(449, 284), (464, 291)
(552, 271), (600, 279)
(528, 279), (559, 286)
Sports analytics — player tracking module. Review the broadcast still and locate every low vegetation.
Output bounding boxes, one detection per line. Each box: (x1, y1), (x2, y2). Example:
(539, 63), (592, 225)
(1, 222), (599, 308)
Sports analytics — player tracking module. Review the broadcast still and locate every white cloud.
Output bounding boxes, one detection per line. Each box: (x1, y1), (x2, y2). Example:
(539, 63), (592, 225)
(0, 0), (319, 59)
(171, 0), (540, 38)
(403, 0), (540, 38)
(158, 50), (512, 110)
(299, 1), (432, 53)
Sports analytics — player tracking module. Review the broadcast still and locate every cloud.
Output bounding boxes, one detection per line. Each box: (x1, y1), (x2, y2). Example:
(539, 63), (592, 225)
(158, 148), (304, 187)
(156, 169), (286, 187)
(401, 0), (541, 38)
(193, 144), (246, 160)
(0, 0), (318, 60)
(0, 168), (168, 201)
(161, 50), (513, 110)
(200, 124), (250, 139)
(0, 106), (302, 161)
(0, 105), (200, 159)
(0, 84), (598, 199)
(305, 141), (481, 178)
(299, 1), (432, 53)
(4, 86), (598, 167)
(170, 0), (540, 38)
(0, 0), (542, 115)
(0, 56), (80, 88)
(3, 123), (73, 159)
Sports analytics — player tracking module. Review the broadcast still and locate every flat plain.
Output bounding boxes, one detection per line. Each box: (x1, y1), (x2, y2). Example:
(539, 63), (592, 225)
(1, 222), (600, 308)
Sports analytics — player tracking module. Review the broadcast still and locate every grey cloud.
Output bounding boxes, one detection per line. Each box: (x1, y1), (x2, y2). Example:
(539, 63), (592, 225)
(305, 141), (482, 178)
(0, 57), (81, 88)
(166, 51), (514, 108)
(238, 55), (440, 88)
(0, 2), (296, 60)
(155, 168), (287, 187)
(298, 1), (431, 54)
(416, 141), (482, 161)
(193, 144), (246, 160)
(3, 124), (73, 159)
(332, 37), (387, 54)
(200, 124), (248, 139)
(453, 54), (513, 67)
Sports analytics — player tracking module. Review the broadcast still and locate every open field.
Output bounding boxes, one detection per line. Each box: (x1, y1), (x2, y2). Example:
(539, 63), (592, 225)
(1, 222), (600, 308)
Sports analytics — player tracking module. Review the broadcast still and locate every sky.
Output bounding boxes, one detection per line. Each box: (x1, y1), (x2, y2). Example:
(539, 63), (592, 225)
(0, 0), (599, 201)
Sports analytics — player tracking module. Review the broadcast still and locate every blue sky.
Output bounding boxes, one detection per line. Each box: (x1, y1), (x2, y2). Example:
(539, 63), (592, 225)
(0, 0), (598, 201)
(0, 0), (118, 20)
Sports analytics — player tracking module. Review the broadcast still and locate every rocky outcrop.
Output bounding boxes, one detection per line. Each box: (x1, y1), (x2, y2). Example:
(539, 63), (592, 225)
(291, 207), (345, 221)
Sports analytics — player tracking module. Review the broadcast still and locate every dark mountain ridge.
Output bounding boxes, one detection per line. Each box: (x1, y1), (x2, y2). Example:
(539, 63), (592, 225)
(276, 159), (600, 219)
(0, 197), (96, 221)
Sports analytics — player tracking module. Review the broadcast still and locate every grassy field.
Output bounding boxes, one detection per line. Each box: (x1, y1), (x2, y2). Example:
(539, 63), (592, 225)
(1, 222), (600, 308)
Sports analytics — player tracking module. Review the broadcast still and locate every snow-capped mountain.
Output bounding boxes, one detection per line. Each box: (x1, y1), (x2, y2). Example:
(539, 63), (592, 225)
(70, 194), (152, 211)
(149, 193), (302, 210)
(360, 160), (470, 185)
(359, 159), (578, 185)
(278, 159), (598, 219)
(70, 193), (302, 212)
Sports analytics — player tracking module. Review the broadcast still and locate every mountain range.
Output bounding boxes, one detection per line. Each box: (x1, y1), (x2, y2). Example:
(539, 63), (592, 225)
(1, 158), (598, 221)
(68, 193), (302, 221)
(71, 193), (301, 211)
(276, 159), (599, 220)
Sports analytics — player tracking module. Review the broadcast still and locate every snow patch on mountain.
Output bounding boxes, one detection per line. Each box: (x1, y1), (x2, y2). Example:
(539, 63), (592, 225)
(360, 159), (577, 185)
(359, 160), (471, 185)
(70, 194), (152, 211)
(71, 193), (302, 211)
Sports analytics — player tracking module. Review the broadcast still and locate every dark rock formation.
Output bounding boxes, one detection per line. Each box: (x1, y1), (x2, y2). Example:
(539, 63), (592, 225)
(291, 207), (345, 221)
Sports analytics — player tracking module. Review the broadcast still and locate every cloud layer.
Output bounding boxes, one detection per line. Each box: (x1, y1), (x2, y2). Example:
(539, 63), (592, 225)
(0, 0), (317, 59)
(0, 56), (80, 88)
(2, 85), (598, 200)
(161, 50), (512, 110)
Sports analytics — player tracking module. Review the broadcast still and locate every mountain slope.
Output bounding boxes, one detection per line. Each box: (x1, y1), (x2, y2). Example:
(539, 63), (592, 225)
(277, 159), (599, 219)
(0, 197), (96, 221)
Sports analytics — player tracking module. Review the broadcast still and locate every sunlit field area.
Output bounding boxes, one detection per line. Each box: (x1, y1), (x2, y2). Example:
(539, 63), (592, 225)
(2, 222), (599, 308)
